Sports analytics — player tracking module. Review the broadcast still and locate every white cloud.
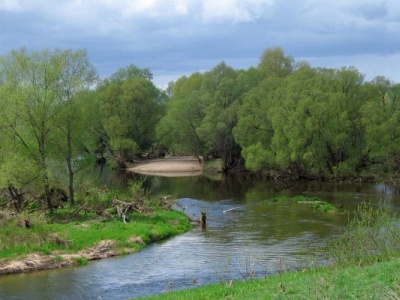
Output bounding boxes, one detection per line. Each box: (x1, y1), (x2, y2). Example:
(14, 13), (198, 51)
(298, 0), (400, 32)
(0, 0), (23, 11)
(201, 0), (274, 23)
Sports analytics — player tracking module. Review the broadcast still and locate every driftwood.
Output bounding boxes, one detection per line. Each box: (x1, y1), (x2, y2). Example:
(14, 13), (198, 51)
(112, 199), (152, 223)
(223, 202), (264, 214)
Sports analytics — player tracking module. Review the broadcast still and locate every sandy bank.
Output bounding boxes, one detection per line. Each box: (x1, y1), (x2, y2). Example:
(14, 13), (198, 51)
(127, 156), (202, 177)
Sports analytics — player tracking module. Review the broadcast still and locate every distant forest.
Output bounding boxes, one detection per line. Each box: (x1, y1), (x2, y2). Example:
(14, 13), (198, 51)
(1, 47), (399, 207)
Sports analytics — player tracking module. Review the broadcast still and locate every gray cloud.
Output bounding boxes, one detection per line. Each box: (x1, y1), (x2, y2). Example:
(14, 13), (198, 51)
(1, 0), (399, 88)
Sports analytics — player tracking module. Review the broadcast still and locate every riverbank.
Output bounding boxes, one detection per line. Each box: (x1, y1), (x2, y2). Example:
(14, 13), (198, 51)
(140, 259), (400, 299)
(0, 210), (191, 275)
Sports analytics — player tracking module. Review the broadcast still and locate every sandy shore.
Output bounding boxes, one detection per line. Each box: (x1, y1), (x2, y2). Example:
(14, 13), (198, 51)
(127, 156), (202, 177)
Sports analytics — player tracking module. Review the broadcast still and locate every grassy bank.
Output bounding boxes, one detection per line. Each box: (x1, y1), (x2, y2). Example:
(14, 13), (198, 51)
(0, 210), (190, 260)
(141, 259), (400, 299)
(0, 183), (192, 274)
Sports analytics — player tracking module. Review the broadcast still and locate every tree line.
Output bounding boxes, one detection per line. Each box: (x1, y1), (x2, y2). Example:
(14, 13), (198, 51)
(0, 47), (399, 210)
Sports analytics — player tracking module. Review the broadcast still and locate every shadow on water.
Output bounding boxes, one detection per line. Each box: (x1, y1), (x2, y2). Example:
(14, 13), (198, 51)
(1, 169), (400, 299)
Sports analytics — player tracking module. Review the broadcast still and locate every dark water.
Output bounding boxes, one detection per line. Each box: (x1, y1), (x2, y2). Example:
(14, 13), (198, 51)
(1, 173), (400, 300)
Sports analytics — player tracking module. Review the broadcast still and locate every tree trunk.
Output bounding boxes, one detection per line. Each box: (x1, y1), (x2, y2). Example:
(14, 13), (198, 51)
(66, 129), (75, 205)
(7, 185), (23, 212)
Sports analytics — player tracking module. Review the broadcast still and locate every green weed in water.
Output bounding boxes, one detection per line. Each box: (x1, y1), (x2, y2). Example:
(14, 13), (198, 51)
(262, 196), (338, 213)
(75, 257), (88, 265)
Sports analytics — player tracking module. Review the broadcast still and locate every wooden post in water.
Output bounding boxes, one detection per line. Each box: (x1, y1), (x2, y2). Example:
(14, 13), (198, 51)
(200, 211), (207, 229)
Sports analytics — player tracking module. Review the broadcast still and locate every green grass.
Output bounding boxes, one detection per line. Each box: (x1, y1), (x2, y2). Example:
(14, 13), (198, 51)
(0, 210), (191, 260)
(75, 257), (89, 265)
(140, 259), (400, 299)
(262, 196), (338, 213)
(328, 202), (400, 265)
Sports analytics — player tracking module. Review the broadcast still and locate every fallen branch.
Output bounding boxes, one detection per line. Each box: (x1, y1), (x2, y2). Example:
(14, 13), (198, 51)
(223, 202), (264, 214)
(112, 198), (151, 222)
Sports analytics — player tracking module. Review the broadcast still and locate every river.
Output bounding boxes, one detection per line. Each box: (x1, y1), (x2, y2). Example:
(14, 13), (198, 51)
(1, 173), (399, 299)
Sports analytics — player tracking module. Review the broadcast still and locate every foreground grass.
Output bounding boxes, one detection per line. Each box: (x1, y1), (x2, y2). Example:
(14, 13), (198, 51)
(0, 209), (191, 260)
(141, 259), (400, 299)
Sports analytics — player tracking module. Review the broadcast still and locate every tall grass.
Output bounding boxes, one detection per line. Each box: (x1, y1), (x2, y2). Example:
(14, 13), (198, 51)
(329, 202), (400, 266)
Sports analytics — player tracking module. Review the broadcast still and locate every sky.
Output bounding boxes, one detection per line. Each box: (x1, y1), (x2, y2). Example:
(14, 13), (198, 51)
(1, 0), (399, 88)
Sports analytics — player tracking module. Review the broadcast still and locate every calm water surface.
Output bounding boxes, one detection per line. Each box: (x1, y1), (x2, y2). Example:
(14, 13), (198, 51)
(1, 173), (399, 299)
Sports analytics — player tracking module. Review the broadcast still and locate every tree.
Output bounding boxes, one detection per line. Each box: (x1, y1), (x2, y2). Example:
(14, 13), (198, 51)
(196, 62), (247, 170)
(157, 62), (254, 170)
(96, 68), (163, 167)
(234, 48), (295, 173)
(258, 47), (294, 79)
(0, 48), (66, 210)
(108, 64), (153, 82)
(361, 77), (400, 175)
(156, 73), (205, 160)
(235, 56), (368, 178)
(54, 49), (98, 205)
(0, 48), (97, 209)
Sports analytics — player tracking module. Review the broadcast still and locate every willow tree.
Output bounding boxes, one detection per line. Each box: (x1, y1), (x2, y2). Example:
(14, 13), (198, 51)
(196, 62), (249, 170)
(96, 67), (163, 167)
(156, 73), (205, 160)
(361, 77), (400, 175)
(0, 48), (97, 209)
(233, 48), (295, 172)
(54, 49), (98, 205)
(0, 49), (65, 210)
(234, 51), (368, 178)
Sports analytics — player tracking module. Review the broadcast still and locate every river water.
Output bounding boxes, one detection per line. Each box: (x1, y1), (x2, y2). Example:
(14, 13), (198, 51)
(1, 173), (399, 299)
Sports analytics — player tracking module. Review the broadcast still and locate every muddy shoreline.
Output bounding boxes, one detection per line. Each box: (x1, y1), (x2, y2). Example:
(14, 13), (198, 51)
(0, 240), (134, 275)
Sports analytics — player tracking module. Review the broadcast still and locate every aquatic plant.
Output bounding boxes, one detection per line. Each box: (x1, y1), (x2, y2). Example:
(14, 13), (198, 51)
(262, 196), (338, 213)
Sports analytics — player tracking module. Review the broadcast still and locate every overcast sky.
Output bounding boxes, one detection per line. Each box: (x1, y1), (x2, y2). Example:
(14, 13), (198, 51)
(1, 0), (399, 88)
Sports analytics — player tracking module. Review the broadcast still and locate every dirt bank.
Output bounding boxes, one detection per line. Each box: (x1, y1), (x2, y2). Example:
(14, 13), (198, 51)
(0, 240), (134, 275)
(127, 156), (202, 177)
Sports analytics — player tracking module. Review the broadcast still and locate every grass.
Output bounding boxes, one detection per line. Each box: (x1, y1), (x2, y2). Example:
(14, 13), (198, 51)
(0, 209), (191, 260)
(328, 202), (400, 266)
(262, 196), (338, 213)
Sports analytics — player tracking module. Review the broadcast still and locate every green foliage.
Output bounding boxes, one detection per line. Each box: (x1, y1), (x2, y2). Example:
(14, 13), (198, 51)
(234, 59), (370, 179)
(157, 62), (255, 170)
(108, 64), (153, 82)
(0, 48), (99, 208)
(96, 73), (164, 165)
(75, 257), (89, 265)
(156, 73), (205, 156)
(329, 202), (400, 266)
(262, 196), (338, 213)
(258, 47), (294, 79)
(360, 78), (400, 177)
